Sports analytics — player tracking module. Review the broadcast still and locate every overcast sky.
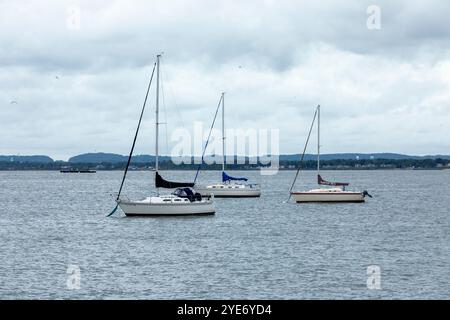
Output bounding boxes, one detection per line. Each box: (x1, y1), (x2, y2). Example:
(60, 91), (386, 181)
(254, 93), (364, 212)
(1, 0), (450, 160)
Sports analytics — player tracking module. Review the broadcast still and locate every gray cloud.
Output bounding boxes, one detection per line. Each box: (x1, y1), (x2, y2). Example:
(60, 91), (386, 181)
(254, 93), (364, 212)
(1, 0), (450, 159)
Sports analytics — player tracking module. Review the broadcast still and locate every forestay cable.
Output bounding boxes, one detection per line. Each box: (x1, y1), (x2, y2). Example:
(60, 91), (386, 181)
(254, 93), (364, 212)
(193, 95), (224, 184)
(107, 62), (157, 217)
(286, 105), (319, 203)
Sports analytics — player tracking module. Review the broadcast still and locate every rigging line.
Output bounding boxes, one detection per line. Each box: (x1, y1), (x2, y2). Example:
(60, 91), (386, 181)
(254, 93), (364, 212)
(193, 95), (223, 184)
(115, 62), (156, 202)
(286, 105), (319, 203)
(159, 58), (169, 157)
(163, 60), (186, 129)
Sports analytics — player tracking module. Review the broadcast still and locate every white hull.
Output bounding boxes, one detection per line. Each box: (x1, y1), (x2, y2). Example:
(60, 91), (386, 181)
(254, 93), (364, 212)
(118, 195), (215, 216)
(196, 184), (261, 198)
(291, 188), (365, 203)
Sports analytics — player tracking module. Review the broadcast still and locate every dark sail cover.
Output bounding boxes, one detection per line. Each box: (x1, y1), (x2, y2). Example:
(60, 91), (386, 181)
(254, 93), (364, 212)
(155, 172), (194, 188)
(222, 171), (248, 182)
(318, 174), (349, 187)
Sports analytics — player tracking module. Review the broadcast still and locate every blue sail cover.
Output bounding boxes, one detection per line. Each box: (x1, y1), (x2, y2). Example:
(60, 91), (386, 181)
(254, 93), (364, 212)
(222, 171), (248, 182)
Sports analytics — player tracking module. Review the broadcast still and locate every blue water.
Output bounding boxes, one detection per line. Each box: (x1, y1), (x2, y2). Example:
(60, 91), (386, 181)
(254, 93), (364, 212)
(0, 170), (449, 299)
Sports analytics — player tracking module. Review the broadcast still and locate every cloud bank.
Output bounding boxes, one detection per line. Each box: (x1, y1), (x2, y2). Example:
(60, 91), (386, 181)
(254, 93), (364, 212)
(1, 0), (449, 160)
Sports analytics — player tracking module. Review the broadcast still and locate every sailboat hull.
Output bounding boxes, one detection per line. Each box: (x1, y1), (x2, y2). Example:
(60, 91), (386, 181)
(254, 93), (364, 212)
(291, 190), (365, 203)
(118, 197), (215, 216)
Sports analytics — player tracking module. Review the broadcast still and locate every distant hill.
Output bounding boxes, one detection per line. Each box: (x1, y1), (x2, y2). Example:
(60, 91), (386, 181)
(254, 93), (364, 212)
(0, 155), (54, 163)
(67, 152), (450, 163)
(69, 153), (126, 163)
(68, 153), (171, 163)
(2, 152), (450, 164)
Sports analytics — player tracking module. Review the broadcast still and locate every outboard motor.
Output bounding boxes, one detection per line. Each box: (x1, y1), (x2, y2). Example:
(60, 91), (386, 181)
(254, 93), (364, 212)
(362, 190), (373, 198)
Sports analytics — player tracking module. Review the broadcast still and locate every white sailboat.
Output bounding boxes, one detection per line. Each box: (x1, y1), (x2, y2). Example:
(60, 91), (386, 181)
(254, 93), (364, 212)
(195, 92), (261, 198)
(114, 54), (215, 216)
(290, 105), (371, 203)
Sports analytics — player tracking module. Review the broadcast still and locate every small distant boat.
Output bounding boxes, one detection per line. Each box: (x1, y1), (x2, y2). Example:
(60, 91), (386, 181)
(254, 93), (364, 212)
(195, 92), (261, 198)
(290, 105), (371, 203)
(114, 54), (215, 216)
(60, 169), (96, 173)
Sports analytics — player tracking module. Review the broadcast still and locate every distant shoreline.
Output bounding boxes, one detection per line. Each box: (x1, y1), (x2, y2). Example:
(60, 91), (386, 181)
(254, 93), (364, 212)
(2, 156), (449, 171)
(2, 152), (450, 164)
(1, 168), (449, 172)
(0, 158), (450, 172)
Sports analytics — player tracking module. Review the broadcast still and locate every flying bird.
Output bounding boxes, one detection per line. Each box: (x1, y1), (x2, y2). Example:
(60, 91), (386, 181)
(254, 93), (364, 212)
(55, 76), (59, 79)
(10, 100), (18, 104)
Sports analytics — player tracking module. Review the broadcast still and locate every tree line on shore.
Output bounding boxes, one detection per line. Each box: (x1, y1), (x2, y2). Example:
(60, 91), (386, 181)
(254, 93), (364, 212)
(1, 158), (449, 171)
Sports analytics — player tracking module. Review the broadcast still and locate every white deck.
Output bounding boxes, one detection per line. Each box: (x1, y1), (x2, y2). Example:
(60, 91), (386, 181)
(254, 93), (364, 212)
(195, 183), (261, 197)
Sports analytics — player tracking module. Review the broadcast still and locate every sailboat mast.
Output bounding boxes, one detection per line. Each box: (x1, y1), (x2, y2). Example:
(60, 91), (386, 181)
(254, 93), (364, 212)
(317, 104), (320, 175)
(222, 92), (225, 173)
(155, 54), (161, 172)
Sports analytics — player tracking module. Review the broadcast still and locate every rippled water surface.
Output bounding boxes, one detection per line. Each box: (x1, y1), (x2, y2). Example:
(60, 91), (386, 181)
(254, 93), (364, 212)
(0, 170), (449, 299)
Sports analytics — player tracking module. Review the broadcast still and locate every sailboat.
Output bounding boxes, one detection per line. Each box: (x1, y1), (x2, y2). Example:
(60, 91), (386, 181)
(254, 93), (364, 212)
(290, 105), (371, 203)
(195, 92), (261, 198)
(114, 54), (215, 216)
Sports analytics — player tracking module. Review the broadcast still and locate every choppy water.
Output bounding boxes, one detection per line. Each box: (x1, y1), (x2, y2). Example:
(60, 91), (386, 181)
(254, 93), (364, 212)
(0, 170), (449, 299)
